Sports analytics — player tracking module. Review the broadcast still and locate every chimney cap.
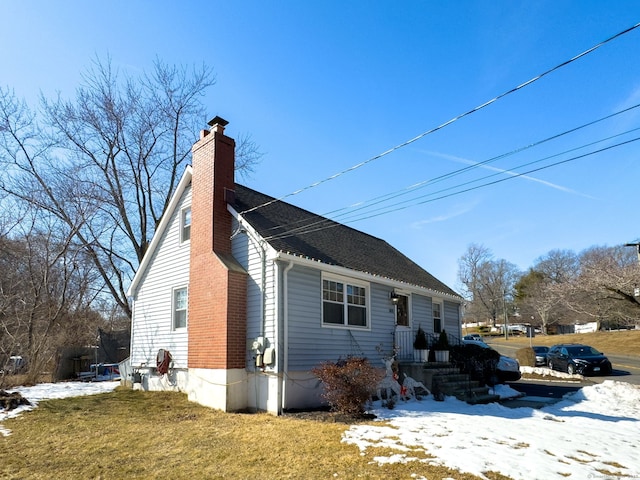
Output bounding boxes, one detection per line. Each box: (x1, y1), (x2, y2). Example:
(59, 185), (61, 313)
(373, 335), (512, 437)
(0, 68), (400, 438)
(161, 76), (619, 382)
(208, 116), (229, 128)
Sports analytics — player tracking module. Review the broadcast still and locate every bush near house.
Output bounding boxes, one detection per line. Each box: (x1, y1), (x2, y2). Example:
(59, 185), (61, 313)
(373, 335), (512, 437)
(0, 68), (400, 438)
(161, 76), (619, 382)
(312, 357), (384, 416)
(449, 344), (500, 386)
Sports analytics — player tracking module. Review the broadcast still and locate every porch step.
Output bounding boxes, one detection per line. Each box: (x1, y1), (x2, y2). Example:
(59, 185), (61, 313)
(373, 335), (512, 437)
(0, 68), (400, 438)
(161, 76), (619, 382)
(432, 372), (500, 405)
(454, 386), (502, 405)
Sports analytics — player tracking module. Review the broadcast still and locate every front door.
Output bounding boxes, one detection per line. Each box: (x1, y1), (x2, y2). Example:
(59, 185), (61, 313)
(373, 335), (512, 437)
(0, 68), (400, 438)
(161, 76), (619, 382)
(396, 294), (409, 327)
(394, 294), (412, 360)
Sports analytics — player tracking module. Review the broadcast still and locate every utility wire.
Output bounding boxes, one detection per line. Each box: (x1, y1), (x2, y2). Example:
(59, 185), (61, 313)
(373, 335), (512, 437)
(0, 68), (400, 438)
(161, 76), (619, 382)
(331, 127), (640, 225)
(241, 21), (640, 216)
(263, 132), (640, 241)
(259, 103), (640, 237)
(353, 136), (640, 222)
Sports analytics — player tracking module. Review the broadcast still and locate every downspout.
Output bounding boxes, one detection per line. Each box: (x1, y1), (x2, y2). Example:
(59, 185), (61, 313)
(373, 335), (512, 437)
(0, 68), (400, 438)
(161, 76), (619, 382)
(128, 296), (135, 366)
(281, 260), (294, 413)
(253, 237), (267, 340)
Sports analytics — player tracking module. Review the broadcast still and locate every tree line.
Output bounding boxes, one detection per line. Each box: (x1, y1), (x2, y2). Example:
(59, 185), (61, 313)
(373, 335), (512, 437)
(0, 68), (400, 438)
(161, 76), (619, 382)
(0, 57), (260, 381)
(457, 243), (640, 334)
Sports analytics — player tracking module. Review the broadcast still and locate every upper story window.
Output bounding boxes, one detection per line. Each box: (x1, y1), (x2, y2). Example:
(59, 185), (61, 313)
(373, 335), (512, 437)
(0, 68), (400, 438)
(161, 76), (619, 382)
(181, 207), (191, 243)
(322, 275), (368, 328)
(173, 287), (188, 329)
(433, 302), (442, 333)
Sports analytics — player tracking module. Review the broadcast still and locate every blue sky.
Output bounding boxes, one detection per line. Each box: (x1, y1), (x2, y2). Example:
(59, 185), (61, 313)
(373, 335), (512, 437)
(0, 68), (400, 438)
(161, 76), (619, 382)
(3, 2), (640, 290)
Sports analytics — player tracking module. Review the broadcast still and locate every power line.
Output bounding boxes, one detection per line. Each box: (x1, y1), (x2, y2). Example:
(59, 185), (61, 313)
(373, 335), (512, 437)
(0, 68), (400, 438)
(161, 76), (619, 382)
(333, 127), (640, 225)
(260, 104), (640, 239)
(241, 21), (640, 216)
(263, 132), (640, 241)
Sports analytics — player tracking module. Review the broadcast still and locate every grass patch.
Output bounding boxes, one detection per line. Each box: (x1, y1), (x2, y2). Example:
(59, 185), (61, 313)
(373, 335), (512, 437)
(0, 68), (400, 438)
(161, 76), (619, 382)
(595, 468), (625, 477)
(481, 470), (513, 480)
(566, 455), (593, 464)
(489, 329), (640, 356)
(1, 388), (487, 479)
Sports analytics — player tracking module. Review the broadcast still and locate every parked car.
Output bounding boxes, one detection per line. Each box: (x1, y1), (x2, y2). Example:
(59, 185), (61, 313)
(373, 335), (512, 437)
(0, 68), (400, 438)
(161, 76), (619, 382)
(532, 346), (549, 366)
(546, 344), (612, 375)
(463, 334), (483, 342)
(461, 339), (521, 382)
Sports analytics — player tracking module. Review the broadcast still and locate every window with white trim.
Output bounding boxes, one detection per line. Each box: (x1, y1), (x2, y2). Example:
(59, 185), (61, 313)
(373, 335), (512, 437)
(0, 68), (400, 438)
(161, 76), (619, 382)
(173, 287), (188, 329)
(433, 302), (442, 333)
(322, 276), (368, 328)
(181, 207), (191, 243)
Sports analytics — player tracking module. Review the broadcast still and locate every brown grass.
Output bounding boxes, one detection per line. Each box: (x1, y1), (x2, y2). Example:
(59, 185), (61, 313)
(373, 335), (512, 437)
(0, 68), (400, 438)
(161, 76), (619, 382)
(486, 329), (640, 356)
(1, 388), (488, 480)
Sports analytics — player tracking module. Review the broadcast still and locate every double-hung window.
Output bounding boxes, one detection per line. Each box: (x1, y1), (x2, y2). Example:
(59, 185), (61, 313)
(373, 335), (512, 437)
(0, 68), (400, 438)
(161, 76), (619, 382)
(433, 302), (442, 333)
(181, 207), (191, 243)
(322, 276), (368, 328)
(173, 287), (188, 329)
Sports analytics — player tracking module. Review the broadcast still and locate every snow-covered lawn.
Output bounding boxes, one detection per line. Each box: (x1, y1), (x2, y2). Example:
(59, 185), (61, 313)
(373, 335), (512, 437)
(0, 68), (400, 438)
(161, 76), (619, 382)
(2, 380), (639, 479)
(344, 380), (640, 479)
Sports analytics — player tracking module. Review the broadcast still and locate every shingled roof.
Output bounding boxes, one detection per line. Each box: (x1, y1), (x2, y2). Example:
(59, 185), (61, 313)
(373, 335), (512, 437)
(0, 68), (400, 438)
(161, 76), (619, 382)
(233, 184), (460, 298)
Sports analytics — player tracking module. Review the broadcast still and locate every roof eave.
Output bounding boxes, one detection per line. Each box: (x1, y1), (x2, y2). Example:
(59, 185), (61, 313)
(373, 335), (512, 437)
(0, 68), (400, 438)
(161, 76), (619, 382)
(273, 251), (463, 302)
(126, 165), (193, 298)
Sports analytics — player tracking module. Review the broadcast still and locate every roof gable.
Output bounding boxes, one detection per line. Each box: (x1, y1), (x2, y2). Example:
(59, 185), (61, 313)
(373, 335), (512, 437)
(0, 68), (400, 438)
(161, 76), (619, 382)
(127, 166), (193, 297)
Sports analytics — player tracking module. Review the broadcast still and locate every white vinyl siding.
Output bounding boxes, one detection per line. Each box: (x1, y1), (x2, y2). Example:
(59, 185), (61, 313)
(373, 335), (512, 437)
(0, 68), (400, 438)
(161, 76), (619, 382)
(411, 294), (432, 332)
(443, 300), (461, 334)
(231, 219), (277, 366)
(286, 266), (394, 371)
(130, 186), (191, 368)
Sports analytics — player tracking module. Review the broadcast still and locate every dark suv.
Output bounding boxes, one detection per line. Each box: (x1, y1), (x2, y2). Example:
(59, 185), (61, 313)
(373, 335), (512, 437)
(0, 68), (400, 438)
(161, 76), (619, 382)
(547, 344), (612, 375)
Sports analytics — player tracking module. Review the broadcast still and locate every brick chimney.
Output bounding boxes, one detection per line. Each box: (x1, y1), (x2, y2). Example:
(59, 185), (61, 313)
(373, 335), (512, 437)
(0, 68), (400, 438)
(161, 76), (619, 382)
(188, 116), (247, 370)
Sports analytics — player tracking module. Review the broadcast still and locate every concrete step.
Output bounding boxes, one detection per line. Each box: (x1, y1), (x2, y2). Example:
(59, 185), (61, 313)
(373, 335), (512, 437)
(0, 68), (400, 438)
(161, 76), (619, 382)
(433, 373), (470, 383)
(457, 391), (501, 405)
(432, 371), (500, 405)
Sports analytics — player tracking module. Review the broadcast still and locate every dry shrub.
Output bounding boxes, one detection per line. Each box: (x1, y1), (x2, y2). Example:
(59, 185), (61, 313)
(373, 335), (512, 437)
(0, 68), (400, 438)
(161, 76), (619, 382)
(312, 357), (384, 416)
(515, 347), (536, 367)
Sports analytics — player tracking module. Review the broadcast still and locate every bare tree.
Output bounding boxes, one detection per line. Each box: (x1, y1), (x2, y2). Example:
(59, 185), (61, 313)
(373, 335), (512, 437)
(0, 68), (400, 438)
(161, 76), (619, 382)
(458, 244), (520, 326)
(534, 249), (579, 284)
(0, 208), (101, 385)
(561, 245), (640, 329)
(514, 269), (566, 334)
(0, 58), (261, 319)
(514, 250), (578, 333)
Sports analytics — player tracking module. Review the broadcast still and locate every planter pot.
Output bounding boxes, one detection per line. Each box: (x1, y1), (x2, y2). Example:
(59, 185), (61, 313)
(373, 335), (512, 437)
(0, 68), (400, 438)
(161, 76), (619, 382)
(434, 350), (450, 363)
(413, 349), (429, 363)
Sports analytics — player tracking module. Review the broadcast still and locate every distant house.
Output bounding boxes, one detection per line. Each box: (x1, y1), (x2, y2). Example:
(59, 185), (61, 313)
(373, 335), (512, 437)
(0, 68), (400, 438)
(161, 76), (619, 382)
(127, 117), (463, 415)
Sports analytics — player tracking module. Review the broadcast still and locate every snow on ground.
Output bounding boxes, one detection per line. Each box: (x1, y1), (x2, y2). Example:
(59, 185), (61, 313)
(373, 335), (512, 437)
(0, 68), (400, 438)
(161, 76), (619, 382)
(344, 380), (640, 480)
(1, 380), (639, 480)
(520, 365), (584, 380)
(0, 381), (118, 436)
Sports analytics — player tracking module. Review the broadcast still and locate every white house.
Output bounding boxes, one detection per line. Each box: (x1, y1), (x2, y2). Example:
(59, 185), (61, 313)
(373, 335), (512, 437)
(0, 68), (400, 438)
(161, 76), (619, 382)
(127, 116), (463, 415)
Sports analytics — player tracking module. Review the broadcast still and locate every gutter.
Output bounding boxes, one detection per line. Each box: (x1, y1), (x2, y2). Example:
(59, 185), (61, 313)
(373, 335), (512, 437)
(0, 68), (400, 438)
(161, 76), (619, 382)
(274, 251), (463, 302)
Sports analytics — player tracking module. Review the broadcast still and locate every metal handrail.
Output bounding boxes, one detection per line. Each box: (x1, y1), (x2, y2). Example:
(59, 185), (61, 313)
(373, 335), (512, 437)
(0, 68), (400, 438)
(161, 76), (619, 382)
(394, 329), (461, 362)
